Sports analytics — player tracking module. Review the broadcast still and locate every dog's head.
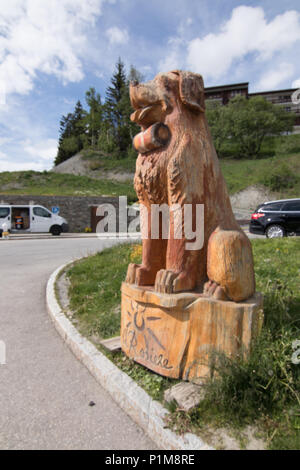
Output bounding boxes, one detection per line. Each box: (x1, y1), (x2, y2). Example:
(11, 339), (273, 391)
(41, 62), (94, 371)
(130, 70), (205, 129)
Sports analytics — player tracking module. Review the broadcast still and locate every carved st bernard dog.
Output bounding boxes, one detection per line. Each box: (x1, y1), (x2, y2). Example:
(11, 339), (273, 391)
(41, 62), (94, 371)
(126, 70), (255, 302)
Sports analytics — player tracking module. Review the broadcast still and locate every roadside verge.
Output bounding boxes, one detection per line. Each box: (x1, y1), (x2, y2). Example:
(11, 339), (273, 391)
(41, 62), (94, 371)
(46, 261), (213, 451)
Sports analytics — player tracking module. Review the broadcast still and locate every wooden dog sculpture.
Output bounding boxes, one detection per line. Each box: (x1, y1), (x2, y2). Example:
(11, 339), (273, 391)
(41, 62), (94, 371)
(126, 70), (255, 302)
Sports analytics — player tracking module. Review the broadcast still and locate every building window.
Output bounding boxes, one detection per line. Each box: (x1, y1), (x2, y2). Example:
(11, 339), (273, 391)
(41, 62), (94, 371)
(230, 90), (242, 97)
(207, 94), (221, 99)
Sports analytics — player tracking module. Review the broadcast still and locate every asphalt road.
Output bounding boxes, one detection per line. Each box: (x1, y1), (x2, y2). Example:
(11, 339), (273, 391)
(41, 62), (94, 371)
(0, 238), (157, 450)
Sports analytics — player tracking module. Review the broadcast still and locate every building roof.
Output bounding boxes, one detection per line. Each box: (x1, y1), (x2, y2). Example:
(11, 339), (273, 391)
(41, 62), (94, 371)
(204, 82), (249, 93)
(249, 88), (298, 96)
(204, 82), (299, 96)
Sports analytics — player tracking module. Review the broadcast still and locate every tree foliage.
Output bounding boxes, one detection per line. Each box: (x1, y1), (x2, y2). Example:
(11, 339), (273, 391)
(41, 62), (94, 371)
(54, 59), (141, 166)
(206, 101), (229, 154)
(206, 95), (295, 159)
(55, 62), (296, 166)
(54, 100), (85, 166)
(82, 87), (102, 149)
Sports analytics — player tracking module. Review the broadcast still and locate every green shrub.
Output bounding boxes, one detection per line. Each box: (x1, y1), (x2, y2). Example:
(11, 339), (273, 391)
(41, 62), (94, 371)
(276, 134), (300, 156)
(203, 329), (300, 422)
(260, 160), (298, 191)
(207, 96), (294, 159)
(126, 144), (138, 160)
(89, 160), (102, 171)
(192, 239), (300, 445)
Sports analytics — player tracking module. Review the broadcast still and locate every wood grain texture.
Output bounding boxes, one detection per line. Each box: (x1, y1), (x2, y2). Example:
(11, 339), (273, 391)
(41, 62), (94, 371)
(120, 283), (264, 381)
(126, 70), (256, 302)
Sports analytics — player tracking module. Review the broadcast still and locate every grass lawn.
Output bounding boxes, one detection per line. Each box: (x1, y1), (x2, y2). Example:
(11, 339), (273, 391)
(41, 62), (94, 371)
(65, 238), (300, 450)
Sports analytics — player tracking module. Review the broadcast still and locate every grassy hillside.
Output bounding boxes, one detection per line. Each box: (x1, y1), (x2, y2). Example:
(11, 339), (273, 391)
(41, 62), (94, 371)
(0, 134), (299, 199)
(0, 171), (137, 201)
(221, 153), (300, 197)
(81, 149), (136, 173)
(221, 134), (300, 197)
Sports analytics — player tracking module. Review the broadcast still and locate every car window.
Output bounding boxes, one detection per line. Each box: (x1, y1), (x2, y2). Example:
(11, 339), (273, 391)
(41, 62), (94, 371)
(0, 208), (9, 218)
(260, 202), (283, 211)
(33, 207), (51, 218)
(281, 201), (300, 211)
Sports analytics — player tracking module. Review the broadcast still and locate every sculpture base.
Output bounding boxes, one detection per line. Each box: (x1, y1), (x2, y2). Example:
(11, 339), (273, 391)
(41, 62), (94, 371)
(120, 283), (263, 382)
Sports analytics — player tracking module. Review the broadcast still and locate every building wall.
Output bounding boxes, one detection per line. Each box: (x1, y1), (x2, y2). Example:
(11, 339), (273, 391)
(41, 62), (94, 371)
(249, 90), (300, 126)
(204, 82), (300, 127)
(205, 83), (249, 105)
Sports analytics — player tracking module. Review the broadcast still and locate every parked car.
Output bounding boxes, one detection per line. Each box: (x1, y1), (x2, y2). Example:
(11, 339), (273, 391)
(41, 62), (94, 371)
(249, 198), (300, 238)
(0, 204), (68, 237)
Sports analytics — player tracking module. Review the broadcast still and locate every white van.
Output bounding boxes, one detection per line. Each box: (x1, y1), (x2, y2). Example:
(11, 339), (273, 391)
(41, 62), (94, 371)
(0, 205), (68, 237)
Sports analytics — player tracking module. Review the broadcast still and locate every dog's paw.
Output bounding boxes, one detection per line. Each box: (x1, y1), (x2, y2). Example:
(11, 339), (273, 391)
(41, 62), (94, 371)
(155, 269), (177, 294)
(172, 272), (196, 292)
(126, 264), (159, 286)
(203, 280), (229, 301)
(135, 265), (157, 286)
(125, 263), (139, 284)
(155, 270), (195, 294)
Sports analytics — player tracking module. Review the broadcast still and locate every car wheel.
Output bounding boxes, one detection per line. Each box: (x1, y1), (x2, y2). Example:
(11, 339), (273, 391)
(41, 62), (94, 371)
(265, 224), (285, 238)
(51, 226), (62, 236)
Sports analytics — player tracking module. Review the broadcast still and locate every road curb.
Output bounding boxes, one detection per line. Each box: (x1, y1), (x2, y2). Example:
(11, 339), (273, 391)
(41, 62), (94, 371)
(5, 233), (142, 241)
(46, 260), (213, 451)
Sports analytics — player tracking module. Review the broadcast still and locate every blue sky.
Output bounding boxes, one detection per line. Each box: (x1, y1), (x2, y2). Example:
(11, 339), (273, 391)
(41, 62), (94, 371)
(1, 0), (300, 171)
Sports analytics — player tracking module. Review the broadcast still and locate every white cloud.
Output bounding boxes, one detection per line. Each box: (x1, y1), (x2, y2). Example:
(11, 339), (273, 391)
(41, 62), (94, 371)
(0, 137), (11, 146)
(105, 26), (129, 45)
(257, 63), (295, 91)
(0, 91), (59, 172)
(0, 80), (6, 105)
(63, 98), (75, 106)
(0, 148), (44, 171)
(23, 138), (58, 161)
(0, 0), (105, 96)
(0, 137), (56, 171)
(292, 78), (300, 88)
(186, 6), (300, 80)
(94, 70), (104, 79)
(0, 159), (45, 172)
(0, 150), (8, 160)
(159, 49), (182, 73)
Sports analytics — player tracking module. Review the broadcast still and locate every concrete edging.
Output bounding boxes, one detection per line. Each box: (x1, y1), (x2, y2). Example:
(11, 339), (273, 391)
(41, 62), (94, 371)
(46, 260), (213, 451)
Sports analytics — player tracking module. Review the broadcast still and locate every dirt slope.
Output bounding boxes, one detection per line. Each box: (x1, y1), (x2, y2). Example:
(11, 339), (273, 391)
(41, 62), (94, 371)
(51, 153), (134, 182)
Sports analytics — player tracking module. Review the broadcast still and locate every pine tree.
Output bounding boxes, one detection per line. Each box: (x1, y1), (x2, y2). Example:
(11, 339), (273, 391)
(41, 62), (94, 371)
(104, 58), (130, 155)
(122, 66), (143, 151)
(81, 88), (102, 149)
(128, 65), (144, 85)
(54, 100), (85, 166)
(73, 100), (85, 138)
(54, 59), (144, 166)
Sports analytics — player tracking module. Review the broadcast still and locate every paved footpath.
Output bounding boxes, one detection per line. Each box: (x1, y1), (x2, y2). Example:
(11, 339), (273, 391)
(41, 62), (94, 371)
(0, 238), (157, 450)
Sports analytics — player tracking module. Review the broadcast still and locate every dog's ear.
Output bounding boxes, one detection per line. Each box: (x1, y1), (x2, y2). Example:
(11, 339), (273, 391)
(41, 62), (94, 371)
(174, 70), (205, 113)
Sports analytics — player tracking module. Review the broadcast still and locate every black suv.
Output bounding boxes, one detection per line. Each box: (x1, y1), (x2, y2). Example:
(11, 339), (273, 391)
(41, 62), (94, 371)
(249, 198), (300, 238)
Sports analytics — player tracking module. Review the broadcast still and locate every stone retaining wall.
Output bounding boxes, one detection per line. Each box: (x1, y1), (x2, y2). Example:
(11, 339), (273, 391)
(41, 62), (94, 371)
(0, 195), (122, 232)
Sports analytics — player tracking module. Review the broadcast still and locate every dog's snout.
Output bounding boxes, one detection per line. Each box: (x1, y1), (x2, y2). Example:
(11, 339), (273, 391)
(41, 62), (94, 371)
(130, 80), (139, 87)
